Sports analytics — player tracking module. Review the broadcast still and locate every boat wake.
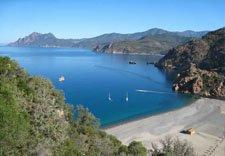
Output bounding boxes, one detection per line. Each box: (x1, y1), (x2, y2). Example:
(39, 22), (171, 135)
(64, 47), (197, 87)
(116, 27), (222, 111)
(136, 89), (176, 95)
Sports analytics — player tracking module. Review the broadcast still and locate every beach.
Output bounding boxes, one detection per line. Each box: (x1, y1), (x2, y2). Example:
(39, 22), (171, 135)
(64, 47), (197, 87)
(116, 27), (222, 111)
(105, 98), (225, 156)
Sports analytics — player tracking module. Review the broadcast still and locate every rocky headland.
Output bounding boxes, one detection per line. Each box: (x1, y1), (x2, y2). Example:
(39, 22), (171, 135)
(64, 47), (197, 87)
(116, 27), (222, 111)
(156, 28), (225, 98)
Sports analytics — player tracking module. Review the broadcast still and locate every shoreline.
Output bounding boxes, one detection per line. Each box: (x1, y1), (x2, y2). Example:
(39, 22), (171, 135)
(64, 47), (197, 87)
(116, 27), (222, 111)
(105, 98), (225, 155)
(3, 45), (165, 56)
(102, 96), (196, 129)
(105, 51), (165, 56)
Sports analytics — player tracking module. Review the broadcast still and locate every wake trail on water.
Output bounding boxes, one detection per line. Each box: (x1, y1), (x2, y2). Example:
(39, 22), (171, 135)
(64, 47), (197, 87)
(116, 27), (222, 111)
(136, 89), (176, 95)
(94, 65), (167, 86)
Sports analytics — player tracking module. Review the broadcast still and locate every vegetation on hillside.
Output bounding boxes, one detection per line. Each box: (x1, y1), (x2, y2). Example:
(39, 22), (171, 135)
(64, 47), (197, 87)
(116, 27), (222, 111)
(94, 33), (194, 55)
(151, 136), (195, 156)
(0, 56), (147, 156)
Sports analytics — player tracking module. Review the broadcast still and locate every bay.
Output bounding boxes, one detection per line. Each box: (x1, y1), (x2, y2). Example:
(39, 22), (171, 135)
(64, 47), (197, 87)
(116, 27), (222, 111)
(0, 46), (192, 127)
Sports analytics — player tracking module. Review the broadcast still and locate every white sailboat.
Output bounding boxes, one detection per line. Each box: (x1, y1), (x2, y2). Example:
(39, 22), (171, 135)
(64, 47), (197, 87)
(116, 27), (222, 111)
(125, 92), (128, 102)
(108, 92), (112, 101)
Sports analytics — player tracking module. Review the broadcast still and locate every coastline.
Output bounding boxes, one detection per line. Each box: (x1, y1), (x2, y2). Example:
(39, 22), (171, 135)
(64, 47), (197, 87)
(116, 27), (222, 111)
(105, 98), (225, 156)
(105, 51), (165, 56)
(4, 45), (165, 56)
(102, 96), (196, 129)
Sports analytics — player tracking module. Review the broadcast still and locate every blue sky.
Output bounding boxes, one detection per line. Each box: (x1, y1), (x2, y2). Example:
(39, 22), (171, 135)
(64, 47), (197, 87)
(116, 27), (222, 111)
(0, 0), (225, 43)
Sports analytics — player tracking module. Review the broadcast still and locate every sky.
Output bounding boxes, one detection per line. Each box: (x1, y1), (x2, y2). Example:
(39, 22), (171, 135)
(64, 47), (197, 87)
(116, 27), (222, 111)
(0, 0), (225, 43)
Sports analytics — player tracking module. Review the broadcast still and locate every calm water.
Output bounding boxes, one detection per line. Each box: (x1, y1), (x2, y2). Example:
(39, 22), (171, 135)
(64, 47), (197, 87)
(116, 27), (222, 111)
(0, 46), (192, 126)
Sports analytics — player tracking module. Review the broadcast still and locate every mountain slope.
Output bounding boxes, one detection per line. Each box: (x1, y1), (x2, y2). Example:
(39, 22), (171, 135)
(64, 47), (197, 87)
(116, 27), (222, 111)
(8, 32), (81, 48)
(156, 28), (225, 98)
(73, 28), (170, 49)
(94, 32), (194, 54)
(75, 28), (208, 50)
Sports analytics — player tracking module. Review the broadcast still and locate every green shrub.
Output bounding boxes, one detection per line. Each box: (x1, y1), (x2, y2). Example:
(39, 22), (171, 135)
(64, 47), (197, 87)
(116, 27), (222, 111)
(118, 145), (128, 155)
(75, 105), (100, 135)
(0, 81), (30, 155)
(152, 136), (195, 156)
(128, 141), (147, 156)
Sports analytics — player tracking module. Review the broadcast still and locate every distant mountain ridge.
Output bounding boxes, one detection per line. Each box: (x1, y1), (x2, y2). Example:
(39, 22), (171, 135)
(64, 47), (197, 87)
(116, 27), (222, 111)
(74, 28), (208, 52)
(93, 32), (197, 55)
(8, 28), (209, 54)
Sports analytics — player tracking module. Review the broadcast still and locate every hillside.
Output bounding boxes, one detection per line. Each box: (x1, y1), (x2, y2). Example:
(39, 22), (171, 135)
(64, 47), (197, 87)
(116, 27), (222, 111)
(77, 29), (208, 53)
(8, 29), (208, 54)
(0, 56), (147, 156)
(8, 32), (81, 48)
(93, 33), (194, 55)
(156, 28), (225, 98)
(73, 28), (170, 49)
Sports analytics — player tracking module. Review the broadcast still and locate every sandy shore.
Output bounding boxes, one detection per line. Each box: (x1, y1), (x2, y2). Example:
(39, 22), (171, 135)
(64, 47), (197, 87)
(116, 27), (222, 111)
(105, 98), (225, 156)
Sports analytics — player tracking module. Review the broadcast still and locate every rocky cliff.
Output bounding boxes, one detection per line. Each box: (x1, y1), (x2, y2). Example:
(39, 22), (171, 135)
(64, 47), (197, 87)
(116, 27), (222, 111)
(156, 28), (225, 98)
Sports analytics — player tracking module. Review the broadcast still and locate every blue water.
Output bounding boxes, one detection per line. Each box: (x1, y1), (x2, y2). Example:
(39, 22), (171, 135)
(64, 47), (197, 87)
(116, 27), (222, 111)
(0, 46), (192, 127)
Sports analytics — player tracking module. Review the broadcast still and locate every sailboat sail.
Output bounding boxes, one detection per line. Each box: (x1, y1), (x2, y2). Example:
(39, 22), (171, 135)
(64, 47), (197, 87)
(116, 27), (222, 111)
(126, 92), (128, 102)
(108, 93), (112, 101)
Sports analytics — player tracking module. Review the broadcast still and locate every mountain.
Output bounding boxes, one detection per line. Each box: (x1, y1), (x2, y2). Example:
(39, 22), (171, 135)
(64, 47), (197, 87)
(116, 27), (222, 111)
(74, 28), (208, 51)
(93, 32), (195, 55)
(8, 32), (81, 48)
(156, 28), (225, 98)
(74, 28), (170, 49)
(9, 29), (208, 53)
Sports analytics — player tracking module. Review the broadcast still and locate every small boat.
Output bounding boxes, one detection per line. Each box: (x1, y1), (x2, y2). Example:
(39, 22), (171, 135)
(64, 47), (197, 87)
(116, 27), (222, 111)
(146, 62), (155, 65)
(125, 92), (128, 102)
(129, 61), (136, 64)
(59, 75), (65, 82)
(108, 93), (112, 101)
(180, 128), (196, 135)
